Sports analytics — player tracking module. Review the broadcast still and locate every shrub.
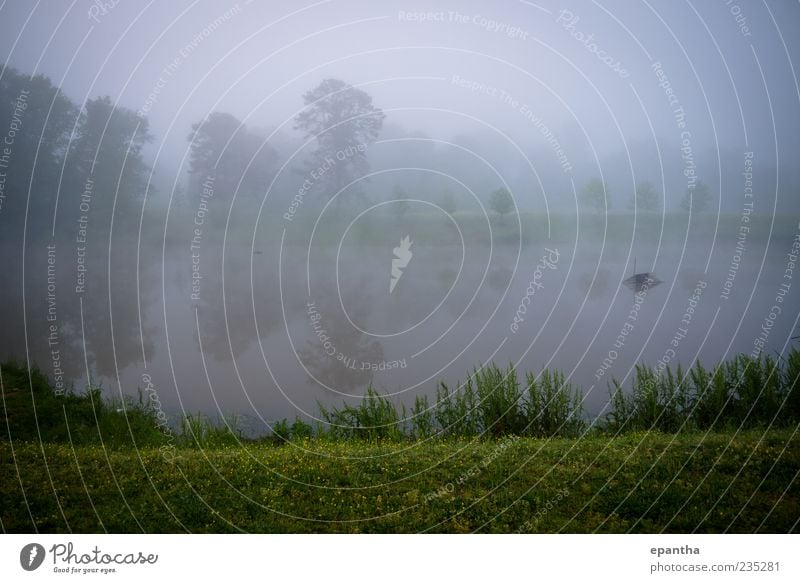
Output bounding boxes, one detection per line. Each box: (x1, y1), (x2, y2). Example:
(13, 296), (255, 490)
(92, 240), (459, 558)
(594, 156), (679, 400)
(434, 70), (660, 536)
(606, 348), (800, 432)
(0, 360), (165, 447)
(525, 368), (584, 437)
(179, 414), (242, 447)
(318, 387), (404, 441)
(410, 394), (434, 439)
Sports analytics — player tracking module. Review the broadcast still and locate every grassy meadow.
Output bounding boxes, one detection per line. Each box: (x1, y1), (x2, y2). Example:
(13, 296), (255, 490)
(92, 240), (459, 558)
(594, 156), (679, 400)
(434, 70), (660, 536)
(1, 430), (797, 533)
(252, 210), (800, 248)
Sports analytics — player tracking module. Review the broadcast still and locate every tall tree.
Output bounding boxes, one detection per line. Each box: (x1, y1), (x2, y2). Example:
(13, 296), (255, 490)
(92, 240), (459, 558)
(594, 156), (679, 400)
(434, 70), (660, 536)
(0, 67), (78, 232)
(67, 95), (152, 219)
(0, 68), (78, 365)
(187, 111), (275, 201)
(294, 79), (384, 200)
(64, 97), (155, 376)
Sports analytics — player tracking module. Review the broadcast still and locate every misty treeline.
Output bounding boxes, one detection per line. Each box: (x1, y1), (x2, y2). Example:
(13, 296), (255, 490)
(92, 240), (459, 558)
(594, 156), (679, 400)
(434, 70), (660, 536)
(2, 347), (798, 446)
(0, 64), (522, 385)
(0, 66), (390, 378)
(0, 66), (389, 247)
(0, 67), (384, 225)
(1, 64), (798, 389)
(0, 67), (155, 379)
(4, 63), (774, 242)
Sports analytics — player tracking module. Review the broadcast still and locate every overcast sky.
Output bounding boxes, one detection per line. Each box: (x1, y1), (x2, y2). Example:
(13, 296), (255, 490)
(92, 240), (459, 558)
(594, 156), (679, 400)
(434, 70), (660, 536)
(3, 0), (800, 201)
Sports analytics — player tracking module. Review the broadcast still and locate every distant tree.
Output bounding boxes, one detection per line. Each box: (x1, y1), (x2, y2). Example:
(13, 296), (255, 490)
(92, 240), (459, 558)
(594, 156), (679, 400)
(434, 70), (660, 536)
(581, 178), (610, 213)
(294, 79), (384, 200)
(0, 67), (78, 229)
(391, 184), (411, 216)
(438, 189), (457, 214)
(629, 180), (660, 212)
(191, 250), (281, 363)
(0, 68), (78, 366)
(489, 187), (514, 218)
(187, 112), (241, 179)
(70, 96), (152, 206)
(680, 180), (713, 213)
(187, 112), (275, 201)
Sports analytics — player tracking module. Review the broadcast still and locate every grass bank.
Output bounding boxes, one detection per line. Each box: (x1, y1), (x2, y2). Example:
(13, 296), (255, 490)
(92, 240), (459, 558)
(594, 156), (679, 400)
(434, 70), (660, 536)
(1, 429), (797, 533)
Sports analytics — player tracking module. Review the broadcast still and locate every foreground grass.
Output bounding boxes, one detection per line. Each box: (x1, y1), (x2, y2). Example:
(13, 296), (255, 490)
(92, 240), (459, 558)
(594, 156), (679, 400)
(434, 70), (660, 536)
(2, 429), (797, 533)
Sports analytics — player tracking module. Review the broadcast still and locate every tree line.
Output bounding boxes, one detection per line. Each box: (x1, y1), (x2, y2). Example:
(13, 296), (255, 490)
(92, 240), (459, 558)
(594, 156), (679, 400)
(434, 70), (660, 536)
(0, 64), (385, 376)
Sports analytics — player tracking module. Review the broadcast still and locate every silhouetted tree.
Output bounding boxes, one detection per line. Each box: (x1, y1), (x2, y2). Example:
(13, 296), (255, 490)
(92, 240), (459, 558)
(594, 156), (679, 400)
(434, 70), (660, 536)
(0, 67), (78, 234)
(187, 111), (276, 202)
(67, 96), (152, 213)
(294, 79), (384, 200)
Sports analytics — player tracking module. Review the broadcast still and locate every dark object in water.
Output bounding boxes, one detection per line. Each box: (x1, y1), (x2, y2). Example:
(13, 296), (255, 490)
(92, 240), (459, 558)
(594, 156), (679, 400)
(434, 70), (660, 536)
(623, 272), (663, 293)
(623, 258), (663, 293)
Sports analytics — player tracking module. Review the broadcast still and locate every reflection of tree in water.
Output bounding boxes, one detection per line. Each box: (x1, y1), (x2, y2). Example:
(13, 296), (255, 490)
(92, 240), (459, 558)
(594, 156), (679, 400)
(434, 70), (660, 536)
(298, 286), (384, 395)
(185, 107), (281, 362)
(77, 246), (158, 377)
(679, 269), (707, 293)
(193, 247), (282, 361)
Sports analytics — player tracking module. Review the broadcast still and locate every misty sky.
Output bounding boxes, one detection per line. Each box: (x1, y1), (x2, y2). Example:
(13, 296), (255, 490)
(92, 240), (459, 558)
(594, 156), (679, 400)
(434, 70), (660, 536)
(3, 0), (800, 200)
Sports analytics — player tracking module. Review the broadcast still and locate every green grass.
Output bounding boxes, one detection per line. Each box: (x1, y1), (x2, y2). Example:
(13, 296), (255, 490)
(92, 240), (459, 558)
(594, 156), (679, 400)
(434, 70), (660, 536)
(275, 351), (797, 441)
(1, 429), (797, 533)
(2, 352), (799, 533)
(608, 349), (800, 433)
(0, 360), (240, 450)
(201, 206), (800, 249)
(431, 364), (584, 439)
(0, 360), (167, 448)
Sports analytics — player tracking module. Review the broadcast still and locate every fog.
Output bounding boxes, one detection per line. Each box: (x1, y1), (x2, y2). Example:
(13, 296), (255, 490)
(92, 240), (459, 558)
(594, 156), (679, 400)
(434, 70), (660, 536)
(1, 0), (799, 434)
